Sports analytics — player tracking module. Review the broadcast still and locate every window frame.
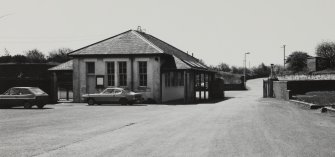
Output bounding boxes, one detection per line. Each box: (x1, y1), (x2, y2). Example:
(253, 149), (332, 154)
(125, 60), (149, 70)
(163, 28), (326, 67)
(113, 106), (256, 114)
(118, 61), (127, 86)
(86, 62), (95, 74)
(138, 61), (147, 87)
(106, 62), (115, 86)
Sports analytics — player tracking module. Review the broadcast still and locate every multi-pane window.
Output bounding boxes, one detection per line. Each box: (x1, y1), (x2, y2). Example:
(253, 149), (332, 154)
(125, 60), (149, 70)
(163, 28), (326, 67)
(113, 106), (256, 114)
(86, 62), (95, 74)
(118, 62), (127, 86)
(106, 62), (115, 86)
(139, 61), (147, 86)
(165, 71), (184, 87)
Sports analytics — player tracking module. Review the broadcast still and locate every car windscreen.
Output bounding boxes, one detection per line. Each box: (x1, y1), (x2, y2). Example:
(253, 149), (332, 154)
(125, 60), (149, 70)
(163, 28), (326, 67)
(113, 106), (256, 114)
(29, 88), (46, 94)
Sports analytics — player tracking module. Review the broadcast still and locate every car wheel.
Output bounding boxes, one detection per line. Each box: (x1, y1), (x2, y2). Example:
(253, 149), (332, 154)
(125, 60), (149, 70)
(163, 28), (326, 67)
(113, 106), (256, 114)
(24, 102), (32, 109)
(37, 104), (45, 109)
(119, 98), (127, 106)
(87, 99), (95, 106)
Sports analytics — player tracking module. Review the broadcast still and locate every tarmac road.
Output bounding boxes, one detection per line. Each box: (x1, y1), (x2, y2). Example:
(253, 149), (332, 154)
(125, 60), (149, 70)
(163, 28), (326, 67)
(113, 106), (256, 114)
(1, 78), (335, 157)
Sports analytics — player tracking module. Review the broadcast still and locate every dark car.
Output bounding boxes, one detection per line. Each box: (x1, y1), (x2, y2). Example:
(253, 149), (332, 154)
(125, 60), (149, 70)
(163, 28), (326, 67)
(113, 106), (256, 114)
(82, 88), (143, 105)
(0, 87), (49, 109)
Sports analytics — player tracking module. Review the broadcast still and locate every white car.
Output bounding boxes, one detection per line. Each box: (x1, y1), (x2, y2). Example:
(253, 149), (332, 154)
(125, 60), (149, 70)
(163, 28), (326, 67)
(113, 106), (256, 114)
(82, 88), (143, 105)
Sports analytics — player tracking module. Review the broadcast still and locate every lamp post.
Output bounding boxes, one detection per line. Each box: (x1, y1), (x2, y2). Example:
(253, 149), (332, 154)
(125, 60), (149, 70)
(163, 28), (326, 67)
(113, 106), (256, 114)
(244, 52), (250, 88)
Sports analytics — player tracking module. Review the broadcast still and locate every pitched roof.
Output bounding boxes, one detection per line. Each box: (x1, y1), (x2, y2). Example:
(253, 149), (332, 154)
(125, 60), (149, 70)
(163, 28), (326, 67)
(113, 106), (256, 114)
(48, 60), (73, 71)
(69, 30), (209, 70)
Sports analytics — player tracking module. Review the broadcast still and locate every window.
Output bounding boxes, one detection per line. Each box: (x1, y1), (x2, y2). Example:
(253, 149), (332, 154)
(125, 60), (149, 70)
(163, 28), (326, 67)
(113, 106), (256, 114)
(114, 89), (123, 95)
(102, 88), (114, 94)
(86, 62), (95, 74)
(179, 72), (184, 86)
(118, 62), (127, 86)
(139, 61), (147, 86)
(29, 87), (46, 94)
(20, 89), (32, 95)
(165, 72), (170, 87)
(106, 62), (115, 86)
(9, 88), (20, 95)
(165, 71), (184, 87)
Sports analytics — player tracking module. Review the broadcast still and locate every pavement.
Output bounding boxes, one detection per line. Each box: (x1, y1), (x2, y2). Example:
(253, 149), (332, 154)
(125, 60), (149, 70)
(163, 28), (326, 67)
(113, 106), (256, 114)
(1, 78), (335, 157)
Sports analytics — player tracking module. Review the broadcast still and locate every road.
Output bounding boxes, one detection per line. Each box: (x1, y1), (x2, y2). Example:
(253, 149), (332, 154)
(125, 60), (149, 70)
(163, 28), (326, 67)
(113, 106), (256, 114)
(1, 78), (335, 157)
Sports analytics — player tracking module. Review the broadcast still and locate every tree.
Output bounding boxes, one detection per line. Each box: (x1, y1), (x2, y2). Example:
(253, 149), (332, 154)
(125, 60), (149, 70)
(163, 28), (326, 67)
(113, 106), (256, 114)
(286, 51), (309, 73)
(11, 54), (27, 63)
(208, 65), (218, 71)
(252, 63), (271, 77)
(273, 64), (284, 75)
(231, 66), (244, 74)
(316, 42), (335, 68)
(25, 49), (46, 63)
(47, 48), (72, 63)
(0, 49), (12, 63)
(217, 62), (231, 72)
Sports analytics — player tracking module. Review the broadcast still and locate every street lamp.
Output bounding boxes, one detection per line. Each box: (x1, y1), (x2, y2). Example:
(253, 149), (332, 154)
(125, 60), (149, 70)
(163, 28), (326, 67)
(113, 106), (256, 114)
(244, 52), (250, 88)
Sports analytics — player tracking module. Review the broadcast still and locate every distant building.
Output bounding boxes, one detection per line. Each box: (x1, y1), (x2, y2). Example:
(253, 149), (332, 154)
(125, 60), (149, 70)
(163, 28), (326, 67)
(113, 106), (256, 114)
(307, 57), (328, 72)
(66, 30), (216, 103)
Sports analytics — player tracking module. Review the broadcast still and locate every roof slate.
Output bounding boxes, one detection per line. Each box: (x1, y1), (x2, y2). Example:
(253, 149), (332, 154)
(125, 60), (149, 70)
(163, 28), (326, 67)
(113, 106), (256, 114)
(48, 60), (73, 71)
(69, 30), (209, 70)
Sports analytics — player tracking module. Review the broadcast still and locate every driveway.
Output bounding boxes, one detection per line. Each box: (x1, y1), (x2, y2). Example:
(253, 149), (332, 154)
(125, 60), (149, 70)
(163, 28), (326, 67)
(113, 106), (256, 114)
(1, 78), (335, 157)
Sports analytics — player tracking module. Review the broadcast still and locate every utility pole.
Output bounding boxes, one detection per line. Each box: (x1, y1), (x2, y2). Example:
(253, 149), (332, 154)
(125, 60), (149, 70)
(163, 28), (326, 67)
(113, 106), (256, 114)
(244, 52), (250, 89)
(282, 45), (286, 70)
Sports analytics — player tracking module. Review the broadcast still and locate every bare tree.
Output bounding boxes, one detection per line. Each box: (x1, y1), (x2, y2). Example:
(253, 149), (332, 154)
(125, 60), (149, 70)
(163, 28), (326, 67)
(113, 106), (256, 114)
(26, 49), (46, 63)
(47, 48), (72, 63)
(316, 42), (335, 68)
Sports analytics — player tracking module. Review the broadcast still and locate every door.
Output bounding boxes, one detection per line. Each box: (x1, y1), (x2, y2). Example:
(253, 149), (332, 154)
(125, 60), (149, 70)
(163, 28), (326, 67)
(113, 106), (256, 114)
(86, 75), (96, 94)
(113, 89), (124, 102)
(5, 88), (20, 106)
(97, 88), (115, 103)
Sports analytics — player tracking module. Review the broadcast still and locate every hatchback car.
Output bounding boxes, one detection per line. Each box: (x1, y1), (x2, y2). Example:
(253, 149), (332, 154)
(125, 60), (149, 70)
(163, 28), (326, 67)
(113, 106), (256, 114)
(82, 88), (143, 105)
(0, 87), (49, 109)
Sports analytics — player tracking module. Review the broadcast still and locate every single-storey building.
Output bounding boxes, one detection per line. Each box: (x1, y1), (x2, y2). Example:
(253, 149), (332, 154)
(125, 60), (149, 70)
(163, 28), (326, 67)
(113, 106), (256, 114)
(66, 29), (218, 103)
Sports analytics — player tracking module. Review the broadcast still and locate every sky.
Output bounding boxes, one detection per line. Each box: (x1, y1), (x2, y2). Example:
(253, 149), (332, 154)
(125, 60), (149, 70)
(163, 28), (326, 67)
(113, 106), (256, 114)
(1, 0), (335, 67)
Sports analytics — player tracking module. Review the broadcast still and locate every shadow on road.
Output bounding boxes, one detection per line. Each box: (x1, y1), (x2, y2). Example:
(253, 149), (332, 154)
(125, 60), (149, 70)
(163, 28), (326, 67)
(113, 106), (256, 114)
(86, 104), (148, 107)
(162, 97), (234, 106)
(0, 107), (54, 110)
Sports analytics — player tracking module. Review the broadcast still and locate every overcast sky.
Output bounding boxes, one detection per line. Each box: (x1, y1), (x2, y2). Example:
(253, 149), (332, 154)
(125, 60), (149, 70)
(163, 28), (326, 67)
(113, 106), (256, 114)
(1, 0), (335, 67)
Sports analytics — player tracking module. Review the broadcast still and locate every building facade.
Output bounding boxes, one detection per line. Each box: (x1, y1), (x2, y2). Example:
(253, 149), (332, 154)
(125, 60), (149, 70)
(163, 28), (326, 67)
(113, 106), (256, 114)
(68, 30), (216, 103)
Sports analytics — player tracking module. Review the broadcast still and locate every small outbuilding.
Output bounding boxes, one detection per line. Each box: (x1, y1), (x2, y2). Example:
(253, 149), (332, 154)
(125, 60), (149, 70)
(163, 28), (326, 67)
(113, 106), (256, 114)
(64, 30), (218, 103)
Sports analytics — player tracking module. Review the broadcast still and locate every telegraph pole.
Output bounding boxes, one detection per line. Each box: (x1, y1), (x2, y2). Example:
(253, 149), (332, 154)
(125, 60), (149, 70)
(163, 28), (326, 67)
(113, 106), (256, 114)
(282, 45), (286, 70)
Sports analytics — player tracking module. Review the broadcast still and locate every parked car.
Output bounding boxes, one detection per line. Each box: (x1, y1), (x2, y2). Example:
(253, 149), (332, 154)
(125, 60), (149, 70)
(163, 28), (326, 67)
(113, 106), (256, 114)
(82, 88), (143, 106)
(0, 87), (49, 109)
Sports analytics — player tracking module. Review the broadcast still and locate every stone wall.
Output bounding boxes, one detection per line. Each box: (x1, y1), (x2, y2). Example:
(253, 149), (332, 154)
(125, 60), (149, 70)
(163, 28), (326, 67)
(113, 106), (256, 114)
(272, 80), (335, 100)
(278, 74), (335, 81)
(273, 81), (290, 100)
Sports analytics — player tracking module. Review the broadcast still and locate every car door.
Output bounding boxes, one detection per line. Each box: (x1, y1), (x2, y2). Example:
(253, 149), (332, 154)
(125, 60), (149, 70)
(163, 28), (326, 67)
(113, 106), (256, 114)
(7, 88), (20, 106)
(18, 88), (34, 105)
(96, 89), (114, 103)
(113, 89), (124, 102)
